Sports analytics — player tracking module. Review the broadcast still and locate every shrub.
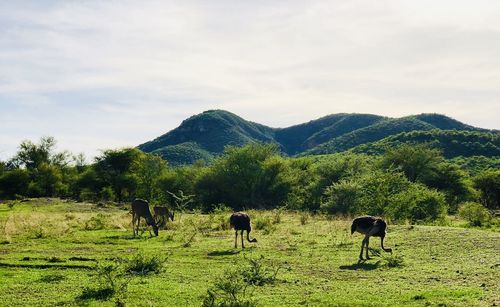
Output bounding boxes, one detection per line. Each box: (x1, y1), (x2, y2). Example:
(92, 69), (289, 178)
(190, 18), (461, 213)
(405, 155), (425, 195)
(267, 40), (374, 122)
(39, 273), (65, 283)
(458, 202), (490, 227)
(254, 216), (275, 234)
(100, 186), (115, 202)
(202, 269), (255, 307)
(84, 214), (107, 230)
(77, 261), (128, 304)
(300, 212), (309, 225)
(387, 184), (448, 222)
(272, 208), (283, 224)
(123, 253), (165, 275)
(79, 188), (98, 202)
(381, 254), (405, 268)
(240, 255), (282, 286)
(321, 180), (361, 215)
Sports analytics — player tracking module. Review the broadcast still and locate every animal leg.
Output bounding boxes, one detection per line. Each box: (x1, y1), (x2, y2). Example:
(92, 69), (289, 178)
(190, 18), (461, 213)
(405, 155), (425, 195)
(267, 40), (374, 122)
(359, 237), (366, 261)
(365, 236), (371, 260)
(137, 217), (142, 236)
(132, 214), (136, 236)
(234, 230), (238, 248)
(241, 230), (245, 248)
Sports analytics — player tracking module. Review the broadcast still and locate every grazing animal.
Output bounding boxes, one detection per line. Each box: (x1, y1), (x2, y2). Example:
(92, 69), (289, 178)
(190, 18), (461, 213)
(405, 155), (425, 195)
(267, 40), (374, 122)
(153, 206), (174, 229)
(351, 216), (392, 261)
(229, 212), (257, 248)
(131, 199), (159, 237)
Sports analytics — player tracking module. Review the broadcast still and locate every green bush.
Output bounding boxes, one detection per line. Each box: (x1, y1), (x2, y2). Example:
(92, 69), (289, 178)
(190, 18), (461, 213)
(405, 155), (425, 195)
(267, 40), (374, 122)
(321, 180), (361, 215)
(80, 188), (98, 202)
(240, 256), (282, 286)
(84, 214), (107, 230)
(386, 184), (447, 222)
(100, 186), (115, 202)
(202, 269), (255, 307)
(123, 253), (165, 275)
(254, 216), (275, 234)
(458, 202), (490, 226)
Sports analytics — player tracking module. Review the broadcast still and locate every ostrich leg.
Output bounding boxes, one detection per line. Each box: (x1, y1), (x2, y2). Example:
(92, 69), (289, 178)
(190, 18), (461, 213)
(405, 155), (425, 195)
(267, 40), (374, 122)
(365, 236), (370, 260)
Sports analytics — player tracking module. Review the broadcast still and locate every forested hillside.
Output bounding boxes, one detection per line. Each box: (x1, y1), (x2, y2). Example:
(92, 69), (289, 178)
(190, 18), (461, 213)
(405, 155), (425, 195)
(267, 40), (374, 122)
(352, 130), (500, 158)
(138, 110), (496, 165)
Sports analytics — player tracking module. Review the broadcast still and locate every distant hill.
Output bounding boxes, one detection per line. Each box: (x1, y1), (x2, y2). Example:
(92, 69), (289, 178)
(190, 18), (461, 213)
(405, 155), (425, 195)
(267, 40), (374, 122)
(138, 110), (497, 165)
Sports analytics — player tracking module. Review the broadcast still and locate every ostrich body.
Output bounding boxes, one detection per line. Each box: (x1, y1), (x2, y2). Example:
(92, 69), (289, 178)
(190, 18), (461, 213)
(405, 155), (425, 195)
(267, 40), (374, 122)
(229, 212), (257, 248)
(351, 216), (392, 260)
(131, 199), (159, 237)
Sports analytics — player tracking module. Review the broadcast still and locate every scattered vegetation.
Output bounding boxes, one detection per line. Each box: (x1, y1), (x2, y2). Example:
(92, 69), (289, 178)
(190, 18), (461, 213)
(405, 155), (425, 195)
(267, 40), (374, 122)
(0, 200), (498, 305)
(122, 253), (166, 275)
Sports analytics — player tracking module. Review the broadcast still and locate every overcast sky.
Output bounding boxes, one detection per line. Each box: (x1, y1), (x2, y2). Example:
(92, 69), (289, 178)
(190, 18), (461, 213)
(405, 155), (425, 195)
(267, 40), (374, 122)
(1, 0), (499, 161)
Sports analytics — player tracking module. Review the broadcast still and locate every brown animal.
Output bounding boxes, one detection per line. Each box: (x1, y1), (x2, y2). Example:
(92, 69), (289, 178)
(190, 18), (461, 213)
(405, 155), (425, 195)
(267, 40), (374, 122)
(153, 206), (174, 229)
(229, 212), (257, 248)
(351, 216), (392, 261)
(131, 199), (159, 237)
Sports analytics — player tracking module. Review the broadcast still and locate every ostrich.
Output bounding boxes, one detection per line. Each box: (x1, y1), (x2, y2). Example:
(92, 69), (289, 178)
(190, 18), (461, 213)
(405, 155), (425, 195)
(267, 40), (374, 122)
(351, 216), (392, 261)
(229, 212), (257, 248)
(131, 199), (159, 237)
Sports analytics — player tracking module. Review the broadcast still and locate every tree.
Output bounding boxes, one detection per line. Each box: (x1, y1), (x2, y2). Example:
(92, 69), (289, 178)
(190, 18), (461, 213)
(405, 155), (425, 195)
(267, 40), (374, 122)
(2, 137), (70, 198)
(135, 153), (168, 203)
(473, 170), (500, 210)
(94, 148), (142, 202)
(10, 136), (69, 169)
(381, 144), (443, 182)
(195, 143), (289, 211)
(0, 169), (30, 198)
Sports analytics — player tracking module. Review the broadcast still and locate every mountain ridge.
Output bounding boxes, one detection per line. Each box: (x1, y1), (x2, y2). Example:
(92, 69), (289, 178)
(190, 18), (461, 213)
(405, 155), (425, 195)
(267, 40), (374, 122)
(138, 110), (499, 165)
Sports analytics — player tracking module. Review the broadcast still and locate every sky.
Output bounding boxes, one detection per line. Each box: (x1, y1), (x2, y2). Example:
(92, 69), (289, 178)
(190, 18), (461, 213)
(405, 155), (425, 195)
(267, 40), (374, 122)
(1, 0), (499, 161)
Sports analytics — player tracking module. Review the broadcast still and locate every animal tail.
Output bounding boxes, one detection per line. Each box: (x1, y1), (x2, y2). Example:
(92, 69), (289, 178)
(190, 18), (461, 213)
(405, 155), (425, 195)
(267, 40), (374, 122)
(350, 220), (357, 235)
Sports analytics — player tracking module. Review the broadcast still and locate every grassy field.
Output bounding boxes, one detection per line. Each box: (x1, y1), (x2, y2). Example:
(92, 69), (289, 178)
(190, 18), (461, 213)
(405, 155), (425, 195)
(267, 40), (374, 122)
(0, 199), (499, 306)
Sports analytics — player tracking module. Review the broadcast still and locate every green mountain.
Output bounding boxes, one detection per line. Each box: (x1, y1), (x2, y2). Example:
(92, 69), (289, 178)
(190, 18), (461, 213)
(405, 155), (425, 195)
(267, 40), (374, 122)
(138, 110), (497, 165)
(138, 110), (274, 164)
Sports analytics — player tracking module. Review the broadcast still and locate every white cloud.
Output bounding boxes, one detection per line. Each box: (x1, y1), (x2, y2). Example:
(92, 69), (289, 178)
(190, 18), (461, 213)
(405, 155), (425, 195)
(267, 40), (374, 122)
(0, 0), (499, 160)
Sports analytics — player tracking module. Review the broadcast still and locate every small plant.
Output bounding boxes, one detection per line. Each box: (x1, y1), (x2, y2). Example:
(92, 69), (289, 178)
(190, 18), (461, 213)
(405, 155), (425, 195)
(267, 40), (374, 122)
(47, 256), (64, 263)
(382, 254), (405, 268)
(272, 208), (283, 224)
(240, 255), (284, 286)
(78, 287), (115, 301)
(458, 202), (491, 227)
(209, 205), (231, 231)
(412, 294), (426, 300)
(30, 227), (45, 239)
(254, 216), (275, 234)
(167, 190), (194, 213)
(123, 253), (165, 275)
(77, 261), (129, 304)
(84, 214), (107, 230)
(202, 269), (255, 307)
(39, 273), (65, 283)
(182, 230), (197, 247)
(300, 212), (309, 225)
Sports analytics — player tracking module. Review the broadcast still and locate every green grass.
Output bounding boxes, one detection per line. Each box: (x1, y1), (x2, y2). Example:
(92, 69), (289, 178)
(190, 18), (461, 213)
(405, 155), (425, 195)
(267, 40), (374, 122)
(0, 199), (499, 306)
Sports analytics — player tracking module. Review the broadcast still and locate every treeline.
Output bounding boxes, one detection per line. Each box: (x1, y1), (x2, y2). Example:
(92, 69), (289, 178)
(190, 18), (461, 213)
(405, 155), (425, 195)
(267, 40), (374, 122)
(1, 137), (499, 223)
(352, 129), (500, 158)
